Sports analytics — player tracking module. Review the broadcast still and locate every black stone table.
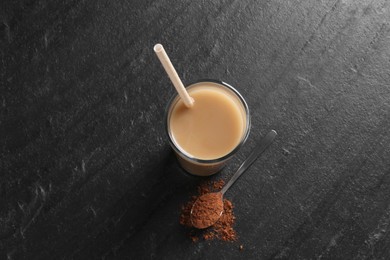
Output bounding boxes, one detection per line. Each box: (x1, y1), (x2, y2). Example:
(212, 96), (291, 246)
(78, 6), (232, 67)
(1, 0), (390, 259)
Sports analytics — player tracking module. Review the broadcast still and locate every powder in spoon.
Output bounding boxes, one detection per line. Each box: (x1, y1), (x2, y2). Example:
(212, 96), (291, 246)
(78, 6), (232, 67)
(179, 180), (237, 242)
(191, 192), (223, 229)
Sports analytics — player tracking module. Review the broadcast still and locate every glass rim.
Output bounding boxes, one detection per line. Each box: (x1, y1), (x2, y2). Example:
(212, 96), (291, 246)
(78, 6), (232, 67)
(165, 79), (251, 164)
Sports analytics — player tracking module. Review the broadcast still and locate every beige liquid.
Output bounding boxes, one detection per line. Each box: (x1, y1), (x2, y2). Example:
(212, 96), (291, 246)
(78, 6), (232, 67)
(169, 83), (246, 160)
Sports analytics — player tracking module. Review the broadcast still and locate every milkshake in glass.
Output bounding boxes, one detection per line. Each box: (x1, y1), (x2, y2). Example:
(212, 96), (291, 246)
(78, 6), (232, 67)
(166, 80), (250, 176)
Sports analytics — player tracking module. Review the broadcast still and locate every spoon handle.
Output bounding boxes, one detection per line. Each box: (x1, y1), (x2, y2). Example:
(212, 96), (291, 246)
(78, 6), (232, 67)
(221, 130), (277, 195)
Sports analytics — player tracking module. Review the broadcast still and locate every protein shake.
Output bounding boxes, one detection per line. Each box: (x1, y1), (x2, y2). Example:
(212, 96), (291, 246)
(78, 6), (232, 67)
(166, 80), (250, 176)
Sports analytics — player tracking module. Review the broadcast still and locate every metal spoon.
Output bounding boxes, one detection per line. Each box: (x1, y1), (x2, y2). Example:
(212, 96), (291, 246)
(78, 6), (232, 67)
(190, 130), (277, 229)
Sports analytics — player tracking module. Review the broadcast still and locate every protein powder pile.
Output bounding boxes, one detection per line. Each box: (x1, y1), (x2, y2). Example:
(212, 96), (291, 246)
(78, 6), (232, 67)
(179, 180), (237, 242)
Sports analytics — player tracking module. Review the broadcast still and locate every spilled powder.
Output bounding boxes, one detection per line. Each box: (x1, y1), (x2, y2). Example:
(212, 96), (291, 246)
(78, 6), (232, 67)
(179, 180), (237, 242)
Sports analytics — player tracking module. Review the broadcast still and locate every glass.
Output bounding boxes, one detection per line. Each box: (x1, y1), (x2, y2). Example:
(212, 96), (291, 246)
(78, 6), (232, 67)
(165, 80), (250, 176)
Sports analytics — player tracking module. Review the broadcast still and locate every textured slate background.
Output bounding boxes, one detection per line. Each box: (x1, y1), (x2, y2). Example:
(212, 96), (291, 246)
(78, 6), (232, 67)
(1, 0), (390, 259)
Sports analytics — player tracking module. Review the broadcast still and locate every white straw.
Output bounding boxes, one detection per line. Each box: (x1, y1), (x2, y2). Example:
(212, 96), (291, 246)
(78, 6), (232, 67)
(154, 44), (194, 108)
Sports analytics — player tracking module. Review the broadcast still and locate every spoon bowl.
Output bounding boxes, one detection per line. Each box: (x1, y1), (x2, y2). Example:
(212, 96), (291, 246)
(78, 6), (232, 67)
(190, 192), (223, 229)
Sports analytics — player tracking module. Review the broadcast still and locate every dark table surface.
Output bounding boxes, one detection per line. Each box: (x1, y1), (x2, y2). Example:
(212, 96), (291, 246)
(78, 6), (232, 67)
(2, 0), (390, 259)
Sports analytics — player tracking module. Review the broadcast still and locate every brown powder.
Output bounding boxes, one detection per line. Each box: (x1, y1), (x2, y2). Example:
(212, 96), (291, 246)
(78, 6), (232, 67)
(191, 192), (223, 229)
(212, 179), (225, 190)
(179, 180), (238, 242)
